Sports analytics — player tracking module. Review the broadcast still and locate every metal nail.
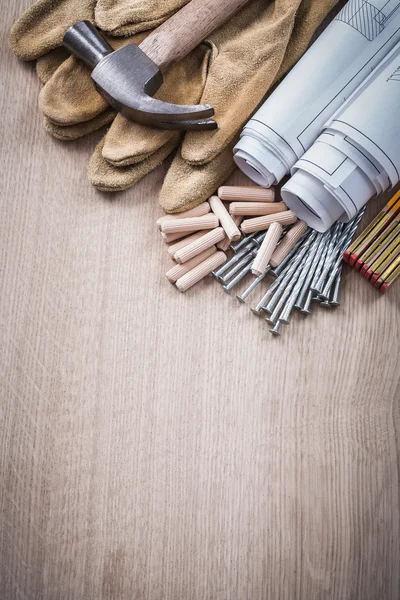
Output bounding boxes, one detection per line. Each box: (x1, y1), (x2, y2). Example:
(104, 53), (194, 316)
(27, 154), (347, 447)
(236, 269), (270, 303)
(267, 265), (306, 326)
(259, 277), (286, 314)
(320, 300), (332, 308)
(330, 267), (342, 307)
(320, 258), (342, 300)
(250, 286), (276, 316)
(330, 214), (364, 296)
(279, 234), (324, 324)
(230, 233), (255, 253)
(269, 320), (282, 337)
(312, 213), (364, 295)
(213, 242), (254, 278)
(222, 261), (254, 292)
(271, 232), (311, 277)
(297, 231), (333, 314)
(309, 230), (337, 295)
(265, 231), (318, 316)
(253, 231), (267, 246)
(300, 290), (313, 315)
(294, 234), (327, 309)
(219, 250), (255, 284)
(229, 231), (266, 255)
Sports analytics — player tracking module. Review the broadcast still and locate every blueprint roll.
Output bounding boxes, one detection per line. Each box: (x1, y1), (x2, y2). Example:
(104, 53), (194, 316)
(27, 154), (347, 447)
(234, 0), (400, 188)
(282, 43), (400, 232)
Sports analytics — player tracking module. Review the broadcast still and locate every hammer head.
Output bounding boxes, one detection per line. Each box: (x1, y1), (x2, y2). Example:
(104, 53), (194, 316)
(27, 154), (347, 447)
(93, 44), (216, 130)
(63, 22), (216, 131)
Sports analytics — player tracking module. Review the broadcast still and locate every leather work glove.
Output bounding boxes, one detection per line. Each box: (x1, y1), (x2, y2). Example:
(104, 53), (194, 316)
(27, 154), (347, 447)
(9, 0), (190, 60)
(9, 0), (191, 138)
(10, 0), (338, 213)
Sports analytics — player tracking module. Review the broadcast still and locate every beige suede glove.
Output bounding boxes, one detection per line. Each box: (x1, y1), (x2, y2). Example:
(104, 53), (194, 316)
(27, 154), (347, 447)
(10, 0), (338, 212)
(9, 0), (190, 139)
(9, 0), (190, 60)
(92, 0), (339, 211)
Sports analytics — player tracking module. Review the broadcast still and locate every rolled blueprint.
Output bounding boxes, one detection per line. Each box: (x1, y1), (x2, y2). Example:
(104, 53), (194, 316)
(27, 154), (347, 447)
(234, 0), (400, 187)
(282, 42), (400, 231)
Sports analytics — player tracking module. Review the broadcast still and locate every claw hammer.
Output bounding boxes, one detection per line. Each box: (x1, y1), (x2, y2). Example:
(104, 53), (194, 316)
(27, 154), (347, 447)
(63, 0), (250, 131)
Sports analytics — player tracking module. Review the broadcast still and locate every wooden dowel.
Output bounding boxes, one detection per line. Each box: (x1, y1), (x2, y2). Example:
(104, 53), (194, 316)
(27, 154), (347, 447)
(252, 223), (282, 276)
(156, 202), (210, 230)
(166, 246), (217, 283)
(229, 202), (287, 217)
(174, 227), (225, 264)
(217, 216), (243, 251)
(270, 220), (308, 267)
(167, 231), (205, 257)
(161, 214), (218, 235)
(218, 185), (275, 202)
(209, 195), (241, 242)
(241, 211), (297, 234)
(176, 251), (227, 292)
(162, 231), (189, 243)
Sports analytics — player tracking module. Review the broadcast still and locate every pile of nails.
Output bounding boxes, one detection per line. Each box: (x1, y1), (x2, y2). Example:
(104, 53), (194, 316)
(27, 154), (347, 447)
(213, 209), (365, 337)
(157, 185), (296, 293)
(157, 184), (364, 337)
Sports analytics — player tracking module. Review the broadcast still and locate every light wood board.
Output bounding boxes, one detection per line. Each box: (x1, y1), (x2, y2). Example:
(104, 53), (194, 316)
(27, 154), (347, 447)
(1, 3), (399, 599)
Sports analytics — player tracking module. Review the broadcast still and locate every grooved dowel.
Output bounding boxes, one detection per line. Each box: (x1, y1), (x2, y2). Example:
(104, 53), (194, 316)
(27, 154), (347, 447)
(162, 231), (189, 243)
(209, 196), (241, 242)
(156, 202), (210, 230)
(167, 231), (205, 257)
(217, 216), (243, 251)
(241, 211), (297, 234)
(270, 220), (308, 268)
(229, 202), (287, 217)
(161, 213), (218, 235)
(166, 246), (217, 283)
(176, 251), (227, 292)
(218, 186), (275, 202)
(174, 227), (225, 263)
(252, 222), (282, 276)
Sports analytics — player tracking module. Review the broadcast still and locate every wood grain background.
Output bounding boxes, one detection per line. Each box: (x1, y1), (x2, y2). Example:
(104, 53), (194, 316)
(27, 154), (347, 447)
(1, 2), (399, 599)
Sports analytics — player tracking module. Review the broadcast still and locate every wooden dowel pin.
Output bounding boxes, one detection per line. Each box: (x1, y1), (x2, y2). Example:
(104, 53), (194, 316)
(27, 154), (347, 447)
(252, 222), (283, 276)
(156, 202), (210, 230)
(162, 231), (189, 243)
(174, 227), (225, 263)
(270, 220), (307, 268)
(161, 213), (218, 235)
(166, 246), (217, 283)
(241, 210), (297, 234)
(167, 231), (205, 257)
(209, 195), (241, 241)
(217, 216), (243, 251)
(176, 251), (227, 292)
(218, 186), (275, 203)
(229, 202), (287, 217)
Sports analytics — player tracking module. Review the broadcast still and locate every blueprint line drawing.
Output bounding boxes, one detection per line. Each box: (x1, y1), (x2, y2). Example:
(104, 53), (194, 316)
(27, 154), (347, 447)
(234, 0), (400, 191)
(336, 0), (400, 41)
(281, 43), (400, 232)
(388, 68), (400, 79)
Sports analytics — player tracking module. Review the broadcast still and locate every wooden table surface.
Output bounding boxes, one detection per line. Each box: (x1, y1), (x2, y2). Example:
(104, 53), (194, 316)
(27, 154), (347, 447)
(1, 3), (399, 599)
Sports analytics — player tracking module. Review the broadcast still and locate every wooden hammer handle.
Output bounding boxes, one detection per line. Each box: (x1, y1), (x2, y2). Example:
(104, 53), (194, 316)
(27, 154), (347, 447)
(139, 0), (250, 72)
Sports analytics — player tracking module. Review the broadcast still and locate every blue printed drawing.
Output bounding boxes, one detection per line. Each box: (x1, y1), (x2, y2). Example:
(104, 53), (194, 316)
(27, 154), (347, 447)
(336, 0), (400, 40)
